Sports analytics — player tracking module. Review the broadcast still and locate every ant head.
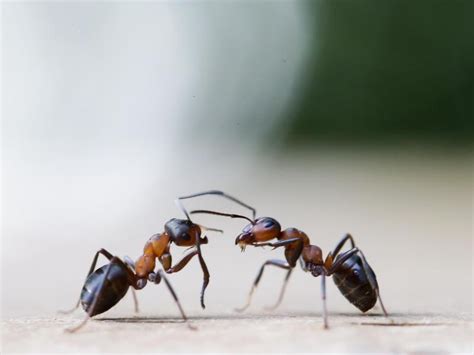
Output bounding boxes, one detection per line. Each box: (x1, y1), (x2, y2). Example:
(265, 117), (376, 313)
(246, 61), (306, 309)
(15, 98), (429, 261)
(165, 218), (201, 246)
(235, 217), (281, 251)
(187, 210), (280, 250)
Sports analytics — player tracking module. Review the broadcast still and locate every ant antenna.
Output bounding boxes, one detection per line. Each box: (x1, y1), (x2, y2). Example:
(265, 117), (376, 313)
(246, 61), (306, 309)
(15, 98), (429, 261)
(190, 209), (255, 225)
(177, 190), (256, 220)
(175, 198), (191, 220)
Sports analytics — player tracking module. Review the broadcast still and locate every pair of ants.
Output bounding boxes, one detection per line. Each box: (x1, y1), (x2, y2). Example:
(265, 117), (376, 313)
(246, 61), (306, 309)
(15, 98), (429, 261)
(61, 190), (388, 331)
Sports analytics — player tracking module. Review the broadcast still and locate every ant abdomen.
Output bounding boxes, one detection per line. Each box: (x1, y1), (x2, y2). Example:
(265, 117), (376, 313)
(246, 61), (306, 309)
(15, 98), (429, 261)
(332, 254), (378, 312)
(80, 263), (129, 317)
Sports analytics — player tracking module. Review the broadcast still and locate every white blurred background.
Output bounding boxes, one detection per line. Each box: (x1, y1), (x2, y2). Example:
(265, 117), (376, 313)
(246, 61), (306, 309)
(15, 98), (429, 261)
(2, 1), (472, 320)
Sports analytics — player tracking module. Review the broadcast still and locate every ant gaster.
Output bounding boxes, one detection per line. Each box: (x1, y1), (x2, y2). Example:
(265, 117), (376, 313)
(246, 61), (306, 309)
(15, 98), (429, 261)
(190, 191), (389, 329)
(61, 192), (228, 332)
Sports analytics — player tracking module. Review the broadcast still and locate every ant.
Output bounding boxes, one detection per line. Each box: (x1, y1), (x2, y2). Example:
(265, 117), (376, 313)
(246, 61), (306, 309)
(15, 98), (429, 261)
(189, 191), (389, 329)
(60, 192), (230, 332)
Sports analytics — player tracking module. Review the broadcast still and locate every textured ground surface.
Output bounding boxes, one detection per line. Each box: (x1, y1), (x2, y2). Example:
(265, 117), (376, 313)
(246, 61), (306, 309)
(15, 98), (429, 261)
(2, 311), (472, 353)
(3, 150), (472, 353)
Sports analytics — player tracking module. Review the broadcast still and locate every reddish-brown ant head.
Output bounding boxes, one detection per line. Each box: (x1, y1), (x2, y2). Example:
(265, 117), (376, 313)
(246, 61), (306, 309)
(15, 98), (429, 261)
(235, 217), (281, 251)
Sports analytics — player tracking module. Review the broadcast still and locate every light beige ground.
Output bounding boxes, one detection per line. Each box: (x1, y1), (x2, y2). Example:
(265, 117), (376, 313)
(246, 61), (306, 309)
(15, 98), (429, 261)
(2, 311), (472, 353)
(3, 150), (473, 353)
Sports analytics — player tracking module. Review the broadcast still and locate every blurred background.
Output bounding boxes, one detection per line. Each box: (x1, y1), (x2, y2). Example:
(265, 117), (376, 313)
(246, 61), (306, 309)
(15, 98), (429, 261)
(2, 0), (472, 322)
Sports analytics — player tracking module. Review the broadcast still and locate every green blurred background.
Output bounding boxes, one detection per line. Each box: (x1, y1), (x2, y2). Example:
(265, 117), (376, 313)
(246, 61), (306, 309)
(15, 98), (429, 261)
(280, 0), (473, 147)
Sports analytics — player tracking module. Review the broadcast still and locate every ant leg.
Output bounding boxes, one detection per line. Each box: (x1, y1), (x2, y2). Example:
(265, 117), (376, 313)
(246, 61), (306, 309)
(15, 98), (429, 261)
(327, 248), (359, 274)
(264, 268), (293, 311)
(123, 256), (139, 313)
(331, 233), (355, 259)
(130, 289), (139, 313)
(59, 248), (114, 314)
(162, 240), (209, 309)
(66, 256), (123, 332)
(235, 259), (291, 312)
(321, 274), (329, 329)
(165, 250), (198, 273)
(196, 238), (210, 309)
(164, 249), (207, 308)
(156, 270), (196, 330)
(357, 250), (389, 317)
(260, 240), (302, 311)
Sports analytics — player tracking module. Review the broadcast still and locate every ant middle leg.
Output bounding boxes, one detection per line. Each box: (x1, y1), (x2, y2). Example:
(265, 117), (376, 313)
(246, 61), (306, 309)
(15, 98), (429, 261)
(262, 242), (302, 311)
(321, 273), (329, 329)
(59, 248), (114, 314)
(235, 259), (291, 312)
(154, 270), (196, 330)
(148, 270), (196, 329)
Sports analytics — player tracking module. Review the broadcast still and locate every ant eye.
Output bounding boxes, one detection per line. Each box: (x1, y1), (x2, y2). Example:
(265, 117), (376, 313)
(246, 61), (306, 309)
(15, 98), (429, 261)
(181, 233), (190, 240)
(263, 220), (275, 228)
(243, 224), (252, 233)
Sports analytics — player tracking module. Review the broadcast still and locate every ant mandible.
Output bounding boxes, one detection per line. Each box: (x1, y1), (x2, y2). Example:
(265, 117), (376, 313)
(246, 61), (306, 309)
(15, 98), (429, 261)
(60, 192), (229, 332)
(189, 191), (389, 329)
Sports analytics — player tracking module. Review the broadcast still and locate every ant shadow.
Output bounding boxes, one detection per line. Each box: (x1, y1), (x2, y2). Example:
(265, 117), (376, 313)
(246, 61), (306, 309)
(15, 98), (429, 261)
(96, 311), (450, 327)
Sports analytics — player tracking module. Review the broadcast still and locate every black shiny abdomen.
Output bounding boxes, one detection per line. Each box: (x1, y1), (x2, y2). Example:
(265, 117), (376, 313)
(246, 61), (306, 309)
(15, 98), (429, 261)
(332, 254), (377, 312)
(80, 263), (129, 317)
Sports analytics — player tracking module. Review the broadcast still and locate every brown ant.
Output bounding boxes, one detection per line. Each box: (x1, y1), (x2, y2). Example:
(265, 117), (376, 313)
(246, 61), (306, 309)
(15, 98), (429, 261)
(60, 192), (226, 332)
(189, 191), (389, 329)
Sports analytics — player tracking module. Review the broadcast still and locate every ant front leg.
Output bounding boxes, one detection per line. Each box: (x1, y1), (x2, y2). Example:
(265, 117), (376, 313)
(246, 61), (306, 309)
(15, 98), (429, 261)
(165, 250), (198, 273)
(264, 268), (293, 311)
(235, 259), (291, 312)
(59, 248), (114, 314)
(249, 238), (303, 311)
(164, 244), (209, 309)
(196, 236), (210, 309)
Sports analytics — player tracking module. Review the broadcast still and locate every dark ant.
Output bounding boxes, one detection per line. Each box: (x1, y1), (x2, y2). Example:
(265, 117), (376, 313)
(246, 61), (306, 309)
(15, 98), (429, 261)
(189, 191), (389, 329)
(60, 192), (228, 332)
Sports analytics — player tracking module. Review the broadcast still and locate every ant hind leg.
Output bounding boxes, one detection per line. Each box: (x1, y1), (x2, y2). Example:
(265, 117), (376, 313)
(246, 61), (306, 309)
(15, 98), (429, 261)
(65, 256), (123, 332)
(59, 248), (115, 314)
